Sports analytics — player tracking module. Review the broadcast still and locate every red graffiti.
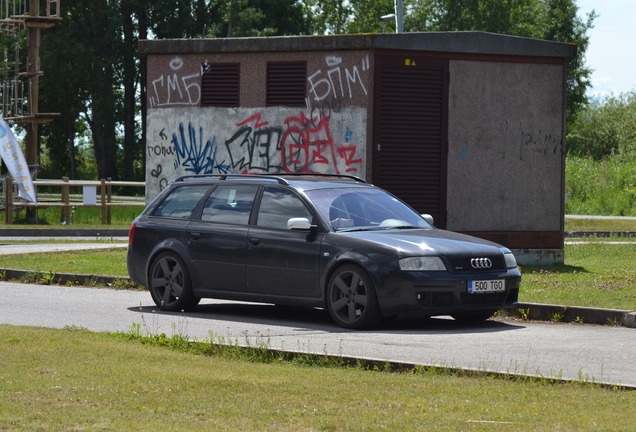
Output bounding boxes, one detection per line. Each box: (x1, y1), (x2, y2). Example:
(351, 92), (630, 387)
(337, 145), (362, 172)
(280, 112), (339, 173)
(236, 112), (269, 128)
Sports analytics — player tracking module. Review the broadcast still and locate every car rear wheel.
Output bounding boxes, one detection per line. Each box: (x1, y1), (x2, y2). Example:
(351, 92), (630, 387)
(148, 252), (199, 311)
(326, 264), (382, 329)
(451, 310), (496, 322)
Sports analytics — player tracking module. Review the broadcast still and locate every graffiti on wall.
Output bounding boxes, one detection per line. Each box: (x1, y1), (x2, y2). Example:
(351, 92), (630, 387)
(307, 55), (369, 103)
(149, 57), (201, 107)
(146, 107), (367, 199)
(145, 54), (370, 200)
(457, 121), (564, 162)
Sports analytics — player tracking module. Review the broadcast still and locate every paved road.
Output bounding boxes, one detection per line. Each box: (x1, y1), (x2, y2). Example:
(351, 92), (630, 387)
(2, 281), (635, 388)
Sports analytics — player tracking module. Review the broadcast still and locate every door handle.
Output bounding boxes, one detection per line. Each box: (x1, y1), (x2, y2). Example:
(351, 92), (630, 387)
(248, 237), (260, 245)
(188, 232), (201, 240)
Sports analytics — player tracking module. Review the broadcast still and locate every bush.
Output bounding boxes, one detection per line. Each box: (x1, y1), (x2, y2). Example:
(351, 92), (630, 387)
(566, 154), (636, 215)
(568, 91), (636, 160)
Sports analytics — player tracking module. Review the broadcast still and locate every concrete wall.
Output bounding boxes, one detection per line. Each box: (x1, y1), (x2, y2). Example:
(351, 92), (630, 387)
(446, 60), (566, 232)
(144, 51), (372, 200)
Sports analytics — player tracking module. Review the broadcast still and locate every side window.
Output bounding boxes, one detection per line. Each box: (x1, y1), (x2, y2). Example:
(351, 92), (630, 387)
(152, 185), (210, 219)
(256, 187), (312, 229)
(200, 185), (258, 225)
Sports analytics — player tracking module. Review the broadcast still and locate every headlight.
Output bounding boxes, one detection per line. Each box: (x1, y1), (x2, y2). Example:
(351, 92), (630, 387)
(504, 252), (518, 269)
(399, 256), (446, 271)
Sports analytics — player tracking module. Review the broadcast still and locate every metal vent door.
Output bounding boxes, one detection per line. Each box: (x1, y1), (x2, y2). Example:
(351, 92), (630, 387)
(373, 55), (448, 228)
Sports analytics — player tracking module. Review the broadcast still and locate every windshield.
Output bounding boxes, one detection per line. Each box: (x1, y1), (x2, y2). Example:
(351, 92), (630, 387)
(305, 187), (433, 232)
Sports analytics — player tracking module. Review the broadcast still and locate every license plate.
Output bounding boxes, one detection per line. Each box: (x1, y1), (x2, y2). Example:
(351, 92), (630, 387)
(468, 280), (505, 294)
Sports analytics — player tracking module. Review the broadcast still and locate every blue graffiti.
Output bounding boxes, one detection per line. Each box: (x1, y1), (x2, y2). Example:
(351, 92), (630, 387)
(172, 122), (230, 174)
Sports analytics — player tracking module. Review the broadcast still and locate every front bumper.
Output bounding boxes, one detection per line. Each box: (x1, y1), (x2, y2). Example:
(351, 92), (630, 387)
(377, 269), (522, 318)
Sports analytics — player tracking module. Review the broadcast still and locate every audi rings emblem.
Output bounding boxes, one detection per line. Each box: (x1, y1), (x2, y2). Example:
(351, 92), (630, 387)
(470, 257), (492, 269)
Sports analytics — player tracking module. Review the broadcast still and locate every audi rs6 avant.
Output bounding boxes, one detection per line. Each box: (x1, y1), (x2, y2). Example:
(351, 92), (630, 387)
(127, 174), (521, 329)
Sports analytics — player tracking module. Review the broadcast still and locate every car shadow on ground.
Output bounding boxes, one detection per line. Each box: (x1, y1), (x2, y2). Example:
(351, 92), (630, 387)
(128, 301), (524, 335)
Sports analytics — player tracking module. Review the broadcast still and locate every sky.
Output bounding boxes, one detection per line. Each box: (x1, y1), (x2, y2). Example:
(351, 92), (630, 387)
(576, 0), (636, 98)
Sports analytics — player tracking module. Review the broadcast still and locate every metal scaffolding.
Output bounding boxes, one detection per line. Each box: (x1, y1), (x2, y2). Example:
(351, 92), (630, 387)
(0, 0), (60, 177)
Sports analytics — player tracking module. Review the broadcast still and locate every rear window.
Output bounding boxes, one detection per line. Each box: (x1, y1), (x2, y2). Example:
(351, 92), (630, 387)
(152, 185), (210, 218)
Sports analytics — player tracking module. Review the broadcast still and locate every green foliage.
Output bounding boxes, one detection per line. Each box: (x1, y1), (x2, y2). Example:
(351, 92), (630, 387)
(566, 154), (636, 216)
(303, 0), (352, 34)
(566, 92), (636, 216)
(346, 0), (394, 34)
(568, 91), (636, 159)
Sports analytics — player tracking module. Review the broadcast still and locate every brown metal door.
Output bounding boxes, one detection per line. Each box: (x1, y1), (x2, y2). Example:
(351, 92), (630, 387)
(372, 55), (448, 228)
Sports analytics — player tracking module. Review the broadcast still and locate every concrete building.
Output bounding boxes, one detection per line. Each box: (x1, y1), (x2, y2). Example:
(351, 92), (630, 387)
(138, 32), (577, 265)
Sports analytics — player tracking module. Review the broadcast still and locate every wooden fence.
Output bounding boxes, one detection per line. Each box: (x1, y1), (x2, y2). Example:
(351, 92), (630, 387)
(3, 177), (146, 224)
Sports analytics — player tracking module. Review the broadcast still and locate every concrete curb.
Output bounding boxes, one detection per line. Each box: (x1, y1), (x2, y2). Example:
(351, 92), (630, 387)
(512, 302), (636, 328)
(0, 268), (140, 289)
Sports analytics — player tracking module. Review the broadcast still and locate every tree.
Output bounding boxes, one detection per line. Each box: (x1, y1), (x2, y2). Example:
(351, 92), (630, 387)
(543, 0), (596, 125)
(303, 0), (352, 34)
(346, 0), (394, 34)
(568, 92), (636, 159)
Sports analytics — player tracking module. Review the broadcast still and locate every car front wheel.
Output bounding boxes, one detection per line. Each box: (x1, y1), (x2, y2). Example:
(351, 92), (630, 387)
(326, 264), (382, 329)
(148, 252), (199, 311)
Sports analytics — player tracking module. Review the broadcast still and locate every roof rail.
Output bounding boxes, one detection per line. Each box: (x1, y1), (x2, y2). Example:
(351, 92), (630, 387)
(275, 173), (367, 183)
(174, 174), (289, 185)
(173, 173), (367, 185)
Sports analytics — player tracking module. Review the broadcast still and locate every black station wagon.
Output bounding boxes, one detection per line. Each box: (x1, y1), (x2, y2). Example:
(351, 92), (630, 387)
(127, 174), (521, 329)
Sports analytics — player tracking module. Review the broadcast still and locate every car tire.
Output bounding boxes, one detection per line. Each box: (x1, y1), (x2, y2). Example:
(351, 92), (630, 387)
(326, 264), (382, 329)
(148, 252), (199, 311)
(451, 310), (496, 322)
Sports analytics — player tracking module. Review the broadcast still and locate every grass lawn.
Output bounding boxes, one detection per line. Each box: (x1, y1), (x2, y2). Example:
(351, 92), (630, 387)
(521, 242), (636, 310)
(564, 216), (636, 232)
(1, 325), (635, 431)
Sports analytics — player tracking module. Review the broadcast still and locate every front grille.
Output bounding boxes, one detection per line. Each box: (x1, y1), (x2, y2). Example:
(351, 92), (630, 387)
(416, 287), (518, 308)
(448, 255), (505, 273)
(462, 291), (508, 305)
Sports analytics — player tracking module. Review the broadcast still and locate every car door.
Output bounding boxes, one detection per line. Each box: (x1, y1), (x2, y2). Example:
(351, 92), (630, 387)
(187, 184), (259, 292)
(246, 186), (323, 298)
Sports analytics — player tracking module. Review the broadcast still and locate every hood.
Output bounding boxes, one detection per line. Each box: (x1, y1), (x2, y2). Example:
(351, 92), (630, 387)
(343, 228), (509, 257)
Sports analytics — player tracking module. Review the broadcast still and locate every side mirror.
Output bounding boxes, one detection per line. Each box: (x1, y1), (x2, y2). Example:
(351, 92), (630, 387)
(287, 217), (313, 230)
(421, 214), (434, 225)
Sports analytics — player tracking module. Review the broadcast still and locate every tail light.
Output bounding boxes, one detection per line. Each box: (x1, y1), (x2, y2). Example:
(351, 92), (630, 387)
(128, 223), (136, 245)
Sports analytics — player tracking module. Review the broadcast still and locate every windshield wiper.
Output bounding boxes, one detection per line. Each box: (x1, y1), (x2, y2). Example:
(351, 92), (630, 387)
(381, 225), (419, 230)
(336, 226), (379, 232)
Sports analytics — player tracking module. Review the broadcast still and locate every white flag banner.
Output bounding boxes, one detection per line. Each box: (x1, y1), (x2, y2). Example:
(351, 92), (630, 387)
(0, 117), (37, 203)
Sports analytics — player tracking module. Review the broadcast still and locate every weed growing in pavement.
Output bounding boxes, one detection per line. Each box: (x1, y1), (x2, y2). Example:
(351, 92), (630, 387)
(517, 308), (530, 320)
(550, 312), (565, 322)
(18, 271), (58, 285)
(109, 278), (142, 290)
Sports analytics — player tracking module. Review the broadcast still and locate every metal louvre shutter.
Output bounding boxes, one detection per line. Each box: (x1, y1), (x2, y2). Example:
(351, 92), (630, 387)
(201, 63), (240, 107)
(373, 56), (448, 227)
(266, 61), (307, 107)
